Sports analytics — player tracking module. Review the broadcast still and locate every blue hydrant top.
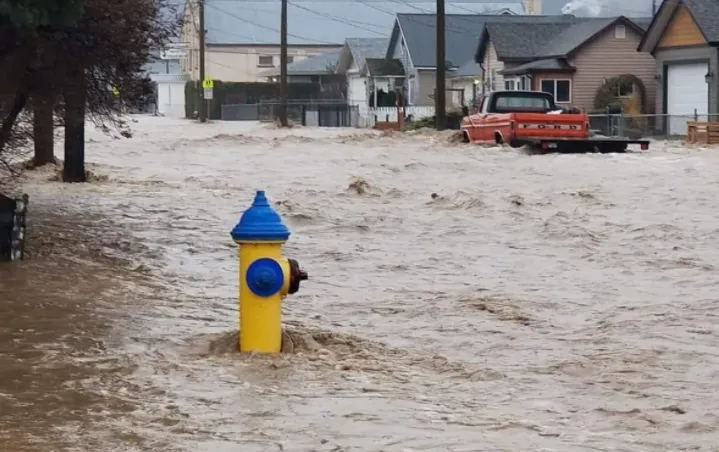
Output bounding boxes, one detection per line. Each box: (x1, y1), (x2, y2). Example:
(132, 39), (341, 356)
(230, 190), (291, 242)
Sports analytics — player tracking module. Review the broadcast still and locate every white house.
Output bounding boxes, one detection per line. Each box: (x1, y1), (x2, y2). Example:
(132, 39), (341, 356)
(145, 54), (190, 118)
(334, 38), (405, 113)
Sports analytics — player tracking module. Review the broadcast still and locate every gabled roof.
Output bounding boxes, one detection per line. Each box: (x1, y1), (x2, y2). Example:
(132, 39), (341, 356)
(364, 58), (405, 76)
(638, 0), (719, 52)
(386, 8), (536, 69)
(450, 59), (483, 78)
(259, 48), (342, 77)
(500, 58), (575, 75)
(477, 16), (648, 63)
(335, 38), (389, 74)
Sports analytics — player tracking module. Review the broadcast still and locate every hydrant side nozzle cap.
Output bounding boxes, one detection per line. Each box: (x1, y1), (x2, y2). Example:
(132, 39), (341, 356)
(230, 190), (291, 242)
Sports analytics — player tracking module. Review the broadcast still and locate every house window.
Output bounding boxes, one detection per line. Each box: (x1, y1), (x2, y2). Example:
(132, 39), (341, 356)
(540, 79), (571, 103)
(504, 77), (530, 91)
(615, 24), (626, 39)
(490, 68), (497, 90)
(616, 83), (634, 98)
(287, 55), (294, 64)
(258, 55), (274, 67)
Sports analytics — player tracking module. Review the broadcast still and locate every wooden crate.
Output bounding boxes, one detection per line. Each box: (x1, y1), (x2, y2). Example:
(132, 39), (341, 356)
(374, 121), (400, 131)
(687, 121), (719, 144)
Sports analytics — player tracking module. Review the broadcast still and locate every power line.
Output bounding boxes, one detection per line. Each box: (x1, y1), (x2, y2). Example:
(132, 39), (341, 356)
(204, 1), (341, 44)
(287, 1), (389, 35)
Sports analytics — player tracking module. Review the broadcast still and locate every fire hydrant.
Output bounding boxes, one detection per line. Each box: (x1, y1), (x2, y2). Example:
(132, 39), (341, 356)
(230, 190), (308, 353)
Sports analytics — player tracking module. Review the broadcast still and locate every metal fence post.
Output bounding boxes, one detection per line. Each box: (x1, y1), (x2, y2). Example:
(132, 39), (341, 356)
(694, 108), (699, 122)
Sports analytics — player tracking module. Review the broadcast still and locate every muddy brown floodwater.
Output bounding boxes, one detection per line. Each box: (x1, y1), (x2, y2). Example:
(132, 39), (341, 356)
(2, 116), (719, 451)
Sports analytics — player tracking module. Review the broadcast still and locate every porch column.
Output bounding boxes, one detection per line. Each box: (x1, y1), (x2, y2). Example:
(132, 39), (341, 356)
(373, 77), (378, 108)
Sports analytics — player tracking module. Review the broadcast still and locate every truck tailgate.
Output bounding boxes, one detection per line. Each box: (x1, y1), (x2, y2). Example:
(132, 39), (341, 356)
(513, 113), (587, 139)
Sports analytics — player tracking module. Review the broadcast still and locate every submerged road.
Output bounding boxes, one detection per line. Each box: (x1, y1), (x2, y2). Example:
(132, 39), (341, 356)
(1, 117), (718, 451)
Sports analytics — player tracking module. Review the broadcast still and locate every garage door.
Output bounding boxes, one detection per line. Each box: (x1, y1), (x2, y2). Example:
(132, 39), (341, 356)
(667, 63), (708, 135)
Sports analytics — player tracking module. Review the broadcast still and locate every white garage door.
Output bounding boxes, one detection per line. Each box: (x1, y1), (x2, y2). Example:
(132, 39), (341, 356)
(667, 63), (708, 135)
(348, 76), (367, 109)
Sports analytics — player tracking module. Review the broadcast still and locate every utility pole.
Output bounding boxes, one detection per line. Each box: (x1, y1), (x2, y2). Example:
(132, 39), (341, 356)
(435, 0), (446, 131)
(199, 0), (207, 122)
(651, 0), (657, 15)
(279, 0), (289, 126)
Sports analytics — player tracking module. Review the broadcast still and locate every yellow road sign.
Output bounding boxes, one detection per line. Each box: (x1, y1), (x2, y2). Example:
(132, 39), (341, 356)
(202, 77), (214, 89)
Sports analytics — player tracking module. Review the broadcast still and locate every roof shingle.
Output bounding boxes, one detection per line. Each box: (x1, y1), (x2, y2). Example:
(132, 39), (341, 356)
(364, 58), (405, 76)
(259, 48), (342, 76)
(345, 38), (389, 71)
(395, 12), (575, 68)
(480, 16), (651, 62)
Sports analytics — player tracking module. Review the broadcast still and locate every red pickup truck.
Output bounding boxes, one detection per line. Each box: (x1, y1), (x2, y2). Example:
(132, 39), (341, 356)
(461, 91), (649, 153)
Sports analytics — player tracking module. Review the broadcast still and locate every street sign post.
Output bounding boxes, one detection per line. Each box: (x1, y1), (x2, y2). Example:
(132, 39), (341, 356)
(202, 77), (214, 119)
(202, 78), (214, 99)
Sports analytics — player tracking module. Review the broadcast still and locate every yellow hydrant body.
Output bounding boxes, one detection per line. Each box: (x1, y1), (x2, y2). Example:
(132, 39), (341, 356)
(231, 190), (307, 353)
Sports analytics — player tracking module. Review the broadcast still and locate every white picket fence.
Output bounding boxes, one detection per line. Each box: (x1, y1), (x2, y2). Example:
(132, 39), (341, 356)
(360, 106), (435, 128)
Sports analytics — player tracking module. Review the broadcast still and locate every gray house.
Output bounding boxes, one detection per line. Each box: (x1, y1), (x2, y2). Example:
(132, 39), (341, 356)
(638, 0), (719, 134)
(385, 10), (528, 106)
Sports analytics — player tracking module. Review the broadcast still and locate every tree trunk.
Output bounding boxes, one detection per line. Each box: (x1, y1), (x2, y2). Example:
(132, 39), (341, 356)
(0, 92), (28, 155)
(32, 89), (54, 166)
(63, 68), (85, 183)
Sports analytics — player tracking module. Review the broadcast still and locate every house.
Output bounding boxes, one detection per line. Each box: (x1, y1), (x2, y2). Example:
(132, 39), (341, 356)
(179, 1), (520, 83)
(334, 38), (405, 111)
(180, 1), (341, 82)
(145, 53), (190, 118)
(476, 16), (656, 113)
(638, 0), (719, 135)
(259, 48), (343, 83)
(257, 48), (349, 101)
(385, 0), (546, 107)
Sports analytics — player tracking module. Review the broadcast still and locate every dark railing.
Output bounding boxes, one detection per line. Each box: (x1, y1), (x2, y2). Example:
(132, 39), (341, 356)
(221, 101), (359, 127)
(0, 194), (28, 262)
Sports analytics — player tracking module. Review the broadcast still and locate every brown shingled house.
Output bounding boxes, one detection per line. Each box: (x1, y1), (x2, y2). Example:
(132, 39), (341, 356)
(476, 16), (656, 114)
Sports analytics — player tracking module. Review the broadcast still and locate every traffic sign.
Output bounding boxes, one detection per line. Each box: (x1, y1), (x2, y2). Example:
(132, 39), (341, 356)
(202, 77), (214, 89)
(160, 48), (188, 60)
(203, 87), (213, 100)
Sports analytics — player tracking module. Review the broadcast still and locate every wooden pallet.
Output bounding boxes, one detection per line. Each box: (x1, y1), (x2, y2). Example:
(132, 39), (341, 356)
(687, 121), (719, 144)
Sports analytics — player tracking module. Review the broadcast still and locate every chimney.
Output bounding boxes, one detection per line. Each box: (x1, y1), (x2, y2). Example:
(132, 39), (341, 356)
(522, 0), (542, 15)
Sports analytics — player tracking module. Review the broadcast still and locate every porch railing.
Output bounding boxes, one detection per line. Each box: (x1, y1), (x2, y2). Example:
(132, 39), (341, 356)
(361, 106), (435, 128)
